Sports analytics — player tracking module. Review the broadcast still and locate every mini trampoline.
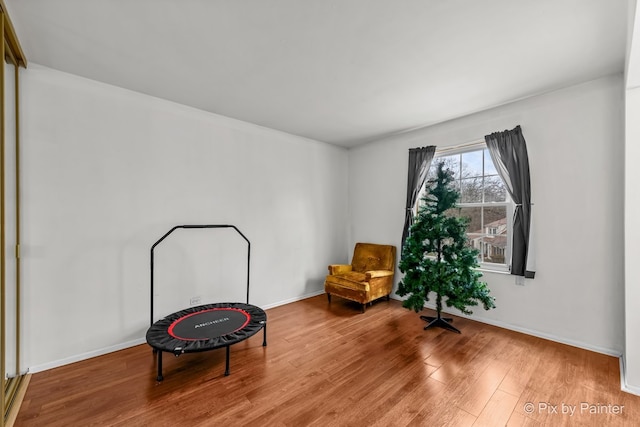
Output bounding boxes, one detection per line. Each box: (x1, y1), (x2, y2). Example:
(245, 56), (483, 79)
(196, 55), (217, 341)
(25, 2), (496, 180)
(145, 225), (266, 381)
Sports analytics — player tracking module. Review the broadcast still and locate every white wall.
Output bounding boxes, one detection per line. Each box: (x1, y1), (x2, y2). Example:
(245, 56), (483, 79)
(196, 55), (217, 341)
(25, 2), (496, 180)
(348, 75), (625, 355)
(625, 0), (640, 393)
(17, 63), (628, 375)
(625, 86), (640, 392)
(20, 64), (349, 371)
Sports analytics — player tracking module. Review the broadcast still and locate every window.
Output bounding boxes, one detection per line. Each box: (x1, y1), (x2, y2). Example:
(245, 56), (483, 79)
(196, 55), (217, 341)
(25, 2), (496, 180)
(416, 143), (513, 271)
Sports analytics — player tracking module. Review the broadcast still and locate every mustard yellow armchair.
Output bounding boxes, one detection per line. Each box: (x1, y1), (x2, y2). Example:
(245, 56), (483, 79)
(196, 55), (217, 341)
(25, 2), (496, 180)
(324, 243), (396, 313)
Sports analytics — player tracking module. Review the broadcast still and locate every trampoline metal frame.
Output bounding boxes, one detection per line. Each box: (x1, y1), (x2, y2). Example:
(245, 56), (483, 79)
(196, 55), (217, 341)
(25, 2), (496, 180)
(150, 224), (251, 327)
(148, 224), (265, 381)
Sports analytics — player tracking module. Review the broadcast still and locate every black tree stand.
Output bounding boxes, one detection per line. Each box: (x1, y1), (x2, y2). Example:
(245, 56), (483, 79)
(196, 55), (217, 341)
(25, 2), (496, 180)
(420, 315), (460, 334)
(419, 294), (460, 334)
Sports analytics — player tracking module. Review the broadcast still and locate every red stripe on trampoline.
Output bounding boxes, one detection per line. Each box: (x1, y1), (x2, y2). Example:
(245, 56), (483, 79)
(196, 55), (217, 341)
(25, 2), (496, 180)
(167, 307), (251, 341)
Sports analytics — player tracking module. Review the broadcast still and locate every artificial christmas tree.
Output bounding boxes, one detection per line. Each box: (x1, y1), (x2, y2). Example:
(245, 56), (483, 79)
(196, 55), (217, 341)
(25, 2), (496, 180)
(397, 162), (495, 333)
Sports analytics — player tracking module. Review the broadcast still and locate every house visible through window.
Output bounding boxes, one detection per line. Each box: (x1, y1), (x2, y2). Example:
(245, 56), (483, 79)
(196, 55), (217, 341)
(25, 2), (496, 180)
(416, 143), (513, 271)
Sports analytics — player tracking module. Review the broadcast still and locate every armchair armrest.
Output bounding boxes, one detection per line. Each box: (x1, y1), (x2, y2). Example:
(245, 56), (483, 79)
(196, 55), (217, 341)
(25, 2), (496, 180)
(328, 264), (353, 275)
(365, 270), (394, 281)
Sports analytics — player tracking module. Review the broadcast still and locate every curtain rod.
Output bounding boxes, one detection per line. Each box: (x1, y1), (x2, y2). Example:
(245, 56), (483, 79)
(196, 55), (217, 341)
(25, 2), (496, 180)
(435, 139), (485, 155)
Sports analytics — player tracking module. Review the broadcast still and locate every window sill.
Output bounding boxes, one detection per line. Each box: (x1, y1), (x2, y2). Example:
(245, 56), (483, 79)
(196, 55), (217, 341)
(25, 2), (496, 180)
(477, 265), (510, 275)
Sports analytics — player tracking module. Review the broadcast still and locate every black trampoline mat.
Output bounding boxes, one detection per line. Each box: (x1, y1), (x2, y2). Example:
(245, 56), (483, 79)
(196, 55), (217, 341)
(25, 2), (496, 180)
(168, 307), (250, 341)
(146, 302), (266, 353)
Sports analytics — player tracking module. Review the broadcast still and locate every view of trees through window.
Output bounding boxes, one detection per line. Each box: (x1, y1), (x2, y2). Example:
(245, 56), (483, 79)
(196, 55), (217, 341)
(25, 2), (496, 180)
(419, 147), (510, 267)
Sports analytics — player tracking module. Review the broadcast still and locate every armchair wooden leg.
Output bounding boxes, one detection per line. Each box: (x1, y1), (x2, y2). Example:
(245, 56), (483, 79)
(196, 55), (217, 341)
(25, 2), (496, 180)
(386, 294), (390, 301)
(327, 293), (331, 303)
(361, 303), (366, 313)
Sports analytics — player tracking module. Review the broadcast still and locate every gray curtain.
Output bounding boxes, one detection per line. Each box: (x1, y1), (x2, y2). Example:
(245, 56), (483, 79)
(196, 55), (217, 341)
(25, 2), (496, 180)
(484, 125), (534, 278)
(401, 146), (436, 249)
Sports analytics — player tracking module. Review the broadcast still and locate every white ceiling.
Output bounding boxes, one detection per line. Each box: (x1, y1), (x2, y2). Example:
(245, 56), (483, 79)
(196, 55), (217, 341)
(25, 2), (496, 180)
(5, 0), (629, 147)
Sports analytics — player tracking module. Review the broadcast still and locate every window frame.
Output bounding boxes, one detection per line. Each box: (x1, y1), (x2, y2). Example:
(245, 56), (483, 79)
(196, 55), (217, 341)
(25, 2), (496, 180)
(415, 141), (514, 273)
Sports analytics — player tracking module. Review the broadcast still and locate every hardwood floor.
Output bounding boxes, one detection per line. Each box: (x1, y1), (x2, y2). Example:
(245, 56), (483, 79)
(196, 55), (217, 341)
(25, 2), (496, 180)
(14, 295), (640, 426)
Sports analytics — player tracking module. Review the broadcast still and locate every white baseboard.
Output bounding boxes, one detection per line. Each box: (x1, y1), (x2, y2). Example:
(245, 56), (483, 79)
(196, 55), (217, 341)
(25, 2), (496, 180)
(28, 291), (326, 374)
(619, 355), (640, 396)
(260, 290), (325, 310)
(29, 337), (146, 374)
(412, 299), (622, 357)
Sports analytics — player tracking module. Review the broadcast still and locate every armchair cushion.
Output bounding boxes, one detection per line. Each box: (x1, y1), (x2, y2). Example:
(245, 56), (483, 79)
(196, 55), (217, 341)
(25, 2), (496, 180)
(351, 243), (395, 272)
(328, 272), (369, 291)
(324, 243), (396, 312)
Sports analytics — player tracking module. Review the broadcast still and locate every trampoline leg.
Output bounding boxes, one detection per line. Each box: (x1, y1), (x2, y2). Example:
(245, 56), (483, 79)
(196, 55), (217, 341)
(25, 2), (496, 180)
(224, 346), (230, 376)
(262, 323), (267, 346)
(157, 351), (164, 382)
